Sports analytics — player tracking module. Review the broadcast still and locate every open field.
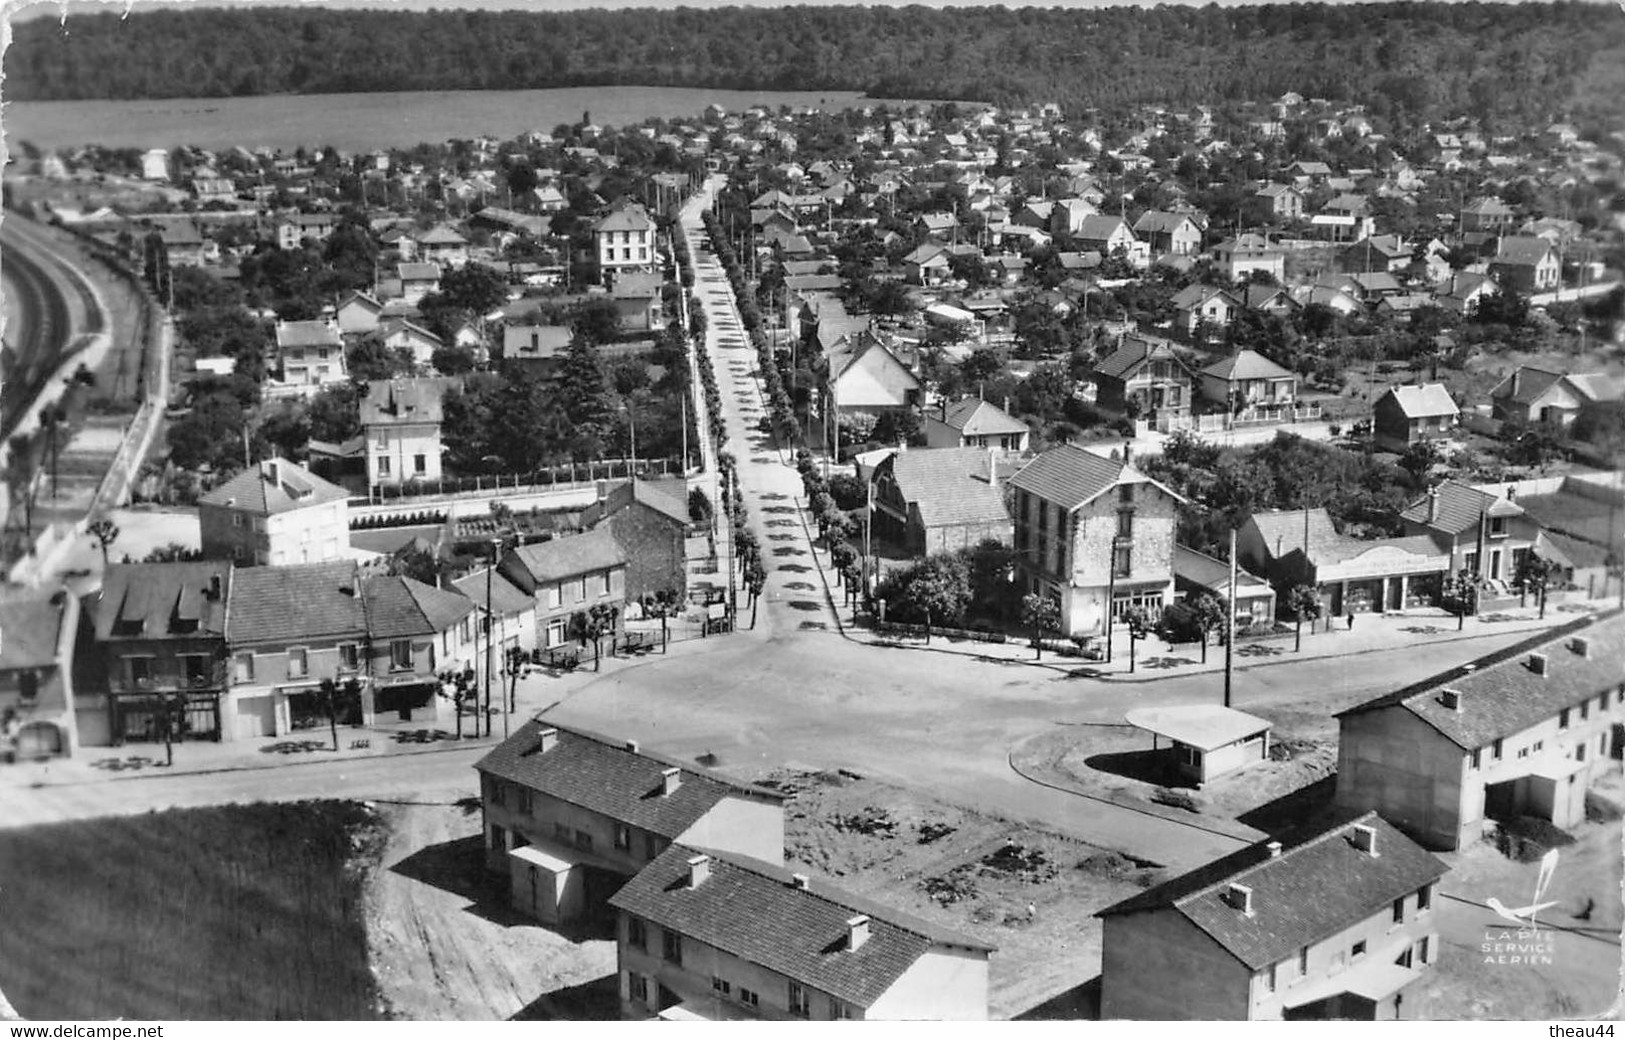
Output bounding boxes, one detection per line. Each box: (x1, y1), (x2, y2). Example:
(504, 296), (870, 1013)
(0, 801), (386, 1020)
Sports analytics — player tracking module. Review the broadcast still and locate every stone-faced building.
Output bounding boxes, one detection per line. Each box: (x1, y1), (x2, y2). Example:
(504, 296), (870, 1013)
(1098, 813), (1446, 1020)
(1007, 445), (1184, 640)
(582, 479), (690, 602)
(869, 447), (1015, 556)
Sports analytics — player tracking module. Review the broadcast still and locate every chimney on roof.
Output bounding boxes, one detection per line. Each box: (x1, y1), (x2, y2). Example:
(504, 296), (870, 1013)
(1224, 883), (1254, 915)
(791, 872), (811, 890)
(1571, 636), (1591, 659)
(537, 727), (559, 753)
(1506, 484), (1517, 503)
(1511, 368), (1521, 399)
(1427, 486), (1440, 524)
(846, 915), (871, 950)
(1123, 443), (1132, 466)
(625, 739), (641, 753)
(1441, 688), (1463, 712)
(940, 397), (948, 422)
(1266, 841), (1283, 859)
(263, 460), (280, 485)
(687, 854), (711, 888)
(208, 575), (222, 600)
(661, 766), (682, 796)
(1527, 652), (1549, 677)
(1350, 824), (1379, 856)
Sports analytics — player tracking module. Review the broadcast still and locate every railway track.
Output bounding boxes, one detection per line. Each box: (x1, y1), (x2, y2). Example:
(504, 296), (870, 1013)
(0, 234), (73, 444)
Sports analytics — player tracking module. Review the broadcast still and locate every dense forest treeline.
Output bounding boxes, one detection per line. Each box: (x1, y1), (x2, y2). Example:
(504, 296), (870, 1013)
(8, 3), (1624, 128)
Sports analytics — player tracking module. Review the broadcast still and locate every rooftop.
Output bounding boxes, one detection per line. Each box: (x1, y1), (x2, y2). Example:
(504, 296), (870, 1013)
(227, 561), (367, 647)
(1124, 704), (1272, 751)
(197, 458), (350, 515)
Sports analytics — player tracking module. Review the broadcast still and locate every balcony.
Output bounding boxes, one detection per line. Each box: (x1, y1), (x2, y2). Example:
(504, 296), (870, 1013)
(114, 659), (229, 694)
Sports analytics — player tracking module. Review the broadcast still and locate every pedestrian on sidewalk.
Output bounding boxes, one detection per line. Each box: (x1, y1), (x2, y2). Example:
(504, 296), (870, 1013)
(1346, 612), (1355, 631)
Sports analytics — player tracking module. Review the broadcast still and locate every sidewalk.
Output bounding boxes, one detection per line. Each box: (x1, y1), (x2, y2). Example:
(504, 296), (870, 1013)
(842, 601), (1603, 683)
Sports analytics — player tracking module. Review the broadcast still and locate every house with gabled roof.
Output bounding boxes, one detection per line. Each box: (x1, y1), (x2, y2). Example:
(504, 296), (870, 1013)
(594, 200), (656, 284)
(198, 458), (350, 567)
(1170, 284), (1240, 338)
(1337, 611), (1625, 849)
(1490, 366), (1624, 429)
(1092, 335), (1195, 423)
(1372, 383), (1459, 452)
(923, 397), (1029, 452)
(823, 333), (921, 429)
(612, 843), (993, 1021)
(1197, 350), (1302, 425)
(1, 589), (81, 759)
(1213, 234), (1284, 282)
(1098, 813), (1447, 1019)
(272, 319), (347, 392)
(1398, 481), (1537, 588)
(475, 720), (787, 925)
(1244, 183), (1305, 225)
(498, 527), (628, 656)
(363, 572), (477, 718)
(397, 261), (442, 305)
(1236, 507), (1449, 617)
(336, 290), (384, 335)
(582, 478), (691, 602)
(1071, 215), (1140, 263)
(360, 377), (455, 490)
(1459, 196), (1516, 234)
(415, 223), (469, 268)
(1008, 445), (1186, 639)
(1339, 235), (1410, 275)
(1489, 236), (1561, 294)
(869, 446), (1015, 556)
(452, 565), (537, 677)
(1132, 211), (1202, 257)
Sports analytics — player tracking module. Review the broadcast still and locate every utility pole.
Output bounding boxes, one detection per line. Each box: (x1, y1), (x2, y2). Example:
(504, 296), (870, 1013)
(484, 538), (498, 738)
(1224, 527), (1236, 708)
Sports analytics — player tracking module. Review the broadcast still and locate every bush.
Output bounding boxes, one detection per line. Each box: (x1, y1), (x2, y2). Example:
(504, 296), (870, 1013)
(1151, 787), (1200, 813)
(1492, 815), (1576, 862)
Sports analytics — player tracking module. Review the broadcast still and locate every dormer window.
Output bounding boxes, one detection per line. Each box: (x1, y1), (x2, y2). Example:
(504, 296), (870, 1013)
(1489, 516), (1507, 537)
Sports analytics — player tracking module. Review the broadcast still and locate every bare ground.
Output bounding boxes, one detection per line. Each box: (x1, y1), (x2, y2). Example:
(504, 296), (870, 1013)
(363, 796), (616, 1021)
(752, 768), (1163, 1020)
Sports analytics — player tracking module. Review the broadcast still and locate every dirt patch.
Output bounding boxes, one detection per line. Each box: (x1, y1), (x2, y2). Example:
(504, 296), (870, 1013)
(754, 768), (1156, 1019)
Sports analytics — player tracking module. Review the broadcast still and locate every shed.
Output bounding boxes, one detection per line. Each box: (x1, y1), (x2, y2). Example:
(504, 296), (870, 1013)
(1125, 704), (1273, 784)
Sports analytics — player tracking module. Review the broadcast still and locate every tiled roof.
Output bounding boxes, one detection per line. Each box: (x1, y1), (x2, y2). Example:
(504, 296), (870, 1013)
(1243, 508), (1340, 563)
(95, 562), (233, 641)
(1494, 236), (1554, 267)
(1008, 444), (1182, 511)
(226, 561), (366, 647)
(1133, 211), (1194, 235)
(584, 478), (690, 529)
(363, 574), (474, 638)
(1172, 545), (1271, 594)
(360, 377), (454, 427)
(593, 202), (652, 233)
(197, 458), (350, 515)
(1215, 233), (1278, 256)
(1398, 481), (1522, 535)
(1381, 383), (1458, 419)
(1337, 610), (1625, 749)
(885, 448), (1013, 530)
(939, 398), (1028, 437)
(275, 320), (342, 349)
(610, 844), (992, 1008)
(1075, 215), (1129, 242)
(416, 224), (468, 246)
(1200, 349), (1293, 382)
(1098, 812), (1447, 971)
(1093, 336), (1187, 382)
(451, 568), (533, 618)
(475, 720), (783, 838)
(504, 528), (626, 588)
(1170, 283), (1237, 310)
(0, 592), (68, 669)
(398, 262), (442, 281)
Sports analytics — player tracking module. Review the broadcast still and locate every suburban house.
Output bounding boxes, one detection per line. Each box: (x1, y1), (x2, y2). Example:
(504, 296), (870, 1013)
(903, 243), (951, 286)
(197, 458), (350, 567)
(923, 398), (1029, 452)
(1049, 198), (1099, 237)
(1397, 482), (1538, 589)
(1245, 183), (1305, 224)
(397, 262), (443, 305)
(1170, 284), (1240, 338)
(1132, 211), (1203, 256)
(336, 291), (384, 335)
(0, 589), (80, 760)
(502, 323), (574, 371)
(1458, 196), (1517, 234)
(1092, 336), (1195, 423)
(1489, 366), (1623, 428)
(823, 334), (921, 431)
(452, 565), (538, 679)
(498, 528), (629, 657)
(1172, 544), (1276, 628)
(360, 378), (453, 490)
(278, 213), (339, 251)
(474, 720), (787, 924)
(1372, 384), (1459, 452)
(377, 319), (445, 369)
(1007, 445), (1185, 640)
(1339, 235), (1410, 275)
(1237, 508), (1448, 616)
(1336, 611), (1624, 850)
(594, 200), (656, 283)
(1489, 472), (1625, 601)
(1197, 350), (1303, 425)
(160, 222), (210, 267)
(1489, 237), (1561, 294)
(1432, 271), (1499, 318)
(362, 573), (477, 723)
(869, 446), (1015, 556)
(612, 844), (994, 1021)
(225, 560), (371, 739)
(581, 478), (691, 602)
(609, 271), (667, 333)
(1213, 234), (1285, 283)
(1072, 216), (1143, 265)
(415, 224), (470, 268)
(1098, 813), (1447, 1020)
(89, 562), (233, 745)
(273, 320), (348, 392)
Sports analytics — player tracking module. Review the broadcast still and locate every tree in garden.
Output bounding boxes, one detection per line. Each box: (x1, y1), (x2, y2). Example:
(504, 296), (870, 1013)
(1285, 584), (1322, 652)
(1516, 553), (1560, 619)
(1190, 592), (1229, 664)
(1021, 592), (1060, 660)
(1121, 605), (1154, 673)
(895, 553), (972, 643)
(575, 603), (619, 670)
(88, 518), (120, 567)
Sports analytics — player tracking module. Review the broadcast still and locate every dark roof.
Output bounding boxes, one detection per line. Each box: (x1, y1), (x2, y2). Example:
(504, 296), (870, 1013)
(1490, 366), (1567, 407)
(503, 528), (627, 588)
(610, 844), (992, 1008)
(197, 458), (350, 515)
(1008, 444), (1183, 511)
(275, 320), (342, 349)
(1173, 545), (1272, 595)
(1097, 812), (1447, 971)
(1336, 610), (1625, 749)
(226, 561), (366, 646)
(584, 478), (689, 529)
(937, 398), (1028, 437)
(451, 568), (533, 618)
(1243, 508), (1340, 563)
(475, 719), (783, 838)
(94, 562), (232, 642)
(360, 378), (454, 427)
(1199, 349), (1294, 382)
(362, 574), (474, 638)
(0, 593), (68, 669)
(1093, 336), (1188, 382)
(1398, 481), (1523, 535)
(884, 448), (1013, 529)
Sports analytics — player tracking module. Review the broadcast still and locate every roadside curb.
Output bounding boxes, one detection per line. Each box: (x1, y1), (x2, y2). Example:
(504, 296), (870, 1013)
(1005, 743), (1260, 853)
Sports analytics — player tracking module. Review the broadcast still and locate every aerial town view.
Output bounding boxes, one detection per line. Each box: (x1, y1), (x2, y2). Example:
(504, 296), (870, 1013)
(0, 0), (1622, 1025)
